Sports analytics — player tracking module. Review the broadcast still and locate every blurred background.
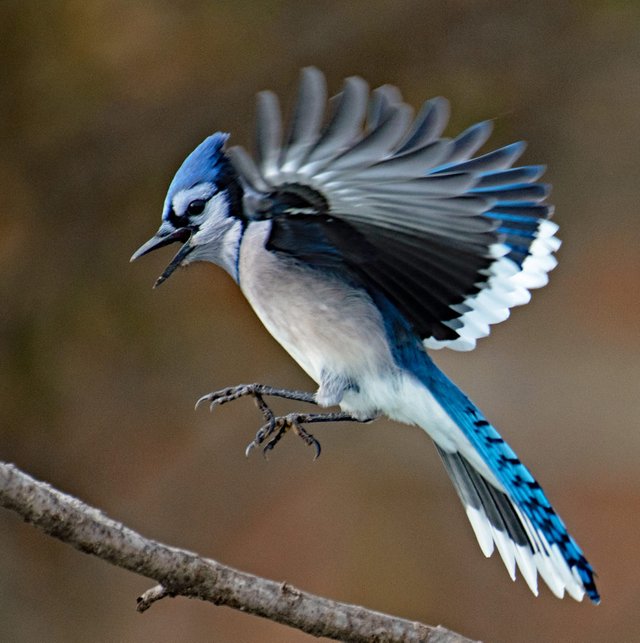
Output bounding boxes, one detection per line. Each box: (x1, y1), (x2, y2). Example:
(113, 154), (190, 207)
(1, 1), (639, 641)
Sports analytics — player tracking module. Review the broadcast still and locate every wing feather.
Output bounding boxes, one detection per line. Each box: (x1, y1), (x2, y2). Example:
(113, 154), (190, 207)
(232, 68), (560, 350)
(367, 84), (405, 130)
(316, 103), (413, 174)
(338, 140), (453, 181)
(395, 97), (450, 153)
(302, 76), (369, 172)
(281, 67), (327, 173)
(443, 120), (494, 165)
(348, 173), (477, 198)
(255, 90), (283, 180)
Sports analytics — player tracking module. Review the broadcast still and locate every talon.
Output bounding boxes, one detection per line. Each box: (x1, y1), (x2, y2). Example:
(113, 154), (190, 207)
(261, 432), (284, 459)
(195, 391), (231, 411)
(195, 394), (210, 410)
(195, 383), (364, 458)
(290, 420), (322, 460)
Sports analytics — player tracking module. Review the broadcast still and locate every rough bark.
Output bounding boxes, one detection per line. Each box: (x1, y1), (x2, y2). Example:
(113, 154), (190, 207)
(0, 461), (477, 643)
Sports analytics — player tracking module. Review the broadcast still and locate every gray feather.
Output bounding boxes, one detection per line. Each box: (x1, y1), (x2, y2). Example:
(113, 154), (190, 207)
(255, 90), (283, 178)
(395, 97), (450, 154)
(303, 76), (369, 170)
(367, 84), (404, 130)
(281, 67), (327, 172)
(227, 146), (271, 192)
(443, 120), (494, 166)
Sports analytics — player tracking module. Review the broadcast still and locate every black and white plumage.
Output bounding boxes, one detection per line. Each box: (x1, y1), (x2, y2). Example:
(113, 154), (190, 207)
(132, 68), (599, 603)
(230, 67), (559, 351)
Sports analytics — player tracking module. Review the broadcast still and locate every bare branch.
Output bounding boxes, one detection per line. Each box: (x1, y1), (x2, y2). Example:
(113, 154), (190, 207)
(0, 461), (477, 642)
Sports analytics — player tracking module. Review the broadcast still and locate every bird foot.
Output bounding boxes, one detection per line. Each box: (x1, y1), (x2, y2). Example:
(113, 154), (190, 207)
(245, 412), (323, 460)
(195, 383), (317, 410)
(196, 383), (375, 458)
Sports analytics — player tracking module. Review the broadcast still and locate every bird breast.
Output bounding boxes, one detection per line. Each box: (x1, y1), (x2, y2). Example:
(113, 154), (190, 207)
(238, 221), (396, 395)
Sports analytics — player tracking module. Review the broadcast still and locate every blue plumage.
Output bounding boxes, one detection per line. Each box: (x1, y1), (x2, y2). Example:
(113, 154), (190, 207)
(373, 289), (598, 602)
(430, 372), (599, 602)
(163, 133), (230, 218)
(132, 68), (599, 603)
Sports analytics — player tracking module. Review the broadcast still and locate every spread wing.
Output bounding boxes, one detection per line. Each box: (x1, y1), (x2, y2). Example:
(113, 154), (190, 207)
(228, 67), (560, 350)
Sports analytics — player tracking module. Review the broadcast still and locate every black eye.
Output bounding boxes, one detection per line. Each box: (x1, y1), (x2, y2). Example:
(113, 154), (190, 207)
(186, 199), (206, 216)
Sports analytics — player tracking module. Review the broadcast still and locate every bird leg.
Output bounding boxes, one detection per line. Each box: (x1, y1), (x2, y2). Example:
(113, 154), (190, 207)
(196, 383), (318, 409)
(196, 383), (375, 458)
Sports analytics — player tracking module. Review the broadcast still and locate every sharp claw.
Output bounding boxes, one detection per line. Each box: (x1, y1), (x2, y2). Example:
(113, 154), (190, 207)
(197, 383), (364, 459)
(195, 395), (208, 410)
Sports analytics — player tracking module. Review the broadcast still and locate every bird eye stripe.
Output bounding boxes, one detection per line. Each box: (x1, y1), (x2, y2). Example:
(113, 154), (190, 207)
(166, 208), (189, 228)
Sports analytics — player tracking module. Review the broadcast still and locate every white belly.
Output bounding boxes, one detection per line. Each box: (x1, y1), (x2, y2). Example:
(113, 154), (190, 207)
(238, 222), (395, 399)
(237, 222), (498, 480)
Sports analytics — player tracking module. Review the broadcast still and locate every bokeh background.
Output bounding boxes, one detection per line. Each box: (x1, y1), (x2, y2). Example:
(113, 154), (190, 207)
(1, 2), (639, 641)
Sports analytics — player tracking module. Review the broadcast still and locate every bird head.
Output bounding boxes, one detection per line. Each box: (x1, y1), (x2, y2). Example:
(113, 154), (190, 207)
(131, 132), (243, 286)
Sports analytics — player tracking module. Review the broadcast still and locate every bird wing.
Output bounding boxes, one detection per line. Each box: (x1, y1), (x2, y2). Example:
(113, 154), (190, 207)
(228, 67), (560, 350)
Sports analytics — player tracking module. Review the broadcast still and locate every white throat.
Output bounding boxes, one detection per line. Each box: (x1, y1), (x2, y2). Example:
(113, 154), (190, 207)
(188, 192), (244, 281)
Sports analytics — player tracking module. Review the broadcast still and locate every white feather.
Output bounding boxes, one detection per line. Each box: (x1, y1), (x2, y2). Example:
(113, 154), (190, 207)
(426, 216), (560, 351)
(466, 506), (495, 557)
(514, 544), (539, 596)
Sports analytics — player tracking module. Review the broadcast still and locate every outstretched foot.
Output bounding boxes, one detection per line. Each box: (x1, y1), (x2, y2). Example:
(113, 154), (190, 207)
(196, 383), (317, 410)
(196, 383), (376, 458)
(246, 409), (367, 460)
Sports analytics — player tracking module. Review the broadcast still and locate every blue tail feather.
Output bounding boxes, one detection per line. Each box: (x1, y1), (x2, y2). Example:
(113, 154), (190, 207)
(374, 290), (600, 602)
(427, 367), (599, 603)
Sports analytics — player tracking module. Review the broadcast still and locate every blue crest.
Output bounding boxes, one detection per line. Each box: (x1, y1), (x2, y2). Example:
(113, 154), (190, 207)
(164, 132), (230, 214)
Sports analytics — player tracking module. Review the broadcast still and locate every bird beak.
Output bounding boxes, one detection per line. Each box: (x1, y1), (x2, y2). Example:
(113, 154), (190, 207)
(130, 227), (194, 288)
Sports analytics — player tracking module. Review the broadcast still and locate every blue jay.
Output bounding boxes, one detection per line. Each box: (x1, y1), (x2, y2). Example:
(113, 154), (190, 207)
(132, 68), (599, 603)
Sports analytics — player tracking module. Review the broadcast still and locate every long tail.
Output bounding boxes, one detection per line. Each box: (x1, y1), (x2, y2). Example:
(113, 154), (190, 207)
(423, 365), (600, 603)
(370, 286), (599, 602)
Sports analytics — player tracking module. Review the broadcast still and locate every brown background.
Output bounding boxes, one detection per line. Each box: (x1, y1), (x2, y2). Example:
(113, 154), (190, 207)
(1, 2), (639, 641)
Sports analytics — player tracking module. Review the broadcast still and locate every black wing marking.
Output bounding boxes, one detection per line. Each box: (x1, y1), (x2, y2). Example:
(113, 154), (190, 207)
(266, 210), (495, 342)
(231, 67), (560, 350)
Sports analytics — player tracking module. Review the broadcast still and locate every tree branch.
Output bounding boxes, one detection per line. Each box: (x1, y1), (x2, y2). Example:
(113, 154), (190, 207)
(0, 461), (476, 642)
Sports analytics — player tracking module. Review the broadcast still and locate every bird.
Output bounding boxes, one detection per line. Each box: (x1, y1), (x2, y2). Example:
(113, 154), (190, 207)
(131, 67), (599, 603)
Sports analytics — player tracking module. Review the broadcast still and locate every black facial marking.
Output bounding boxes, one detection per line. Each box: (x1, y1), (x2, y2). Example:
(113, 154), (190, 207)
(166, 207), (188, 229)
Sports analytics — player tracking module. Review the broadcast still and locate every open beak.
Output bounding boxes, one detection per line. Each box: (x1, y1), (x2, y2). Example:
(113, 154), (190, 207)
(130, 227), (193, 288)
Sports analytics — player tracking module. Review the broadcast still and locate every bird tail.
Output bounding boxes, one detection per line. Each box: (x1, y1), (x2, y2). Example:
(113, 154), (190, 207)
(370, 289), (599, 602)
(426, 372), (600, 603)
